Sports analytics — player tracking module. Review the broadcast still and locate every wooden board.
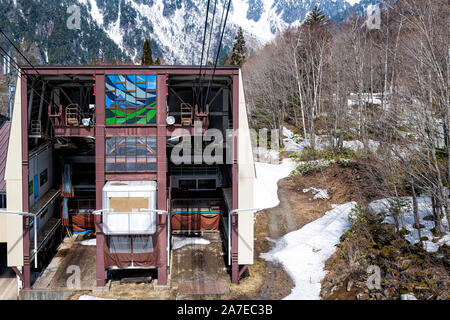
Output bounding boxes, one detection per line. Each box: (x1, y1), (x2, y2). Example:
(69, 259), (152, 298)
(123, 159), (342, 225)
(178, 280), (229, 295)
(109, 197), (148, 212)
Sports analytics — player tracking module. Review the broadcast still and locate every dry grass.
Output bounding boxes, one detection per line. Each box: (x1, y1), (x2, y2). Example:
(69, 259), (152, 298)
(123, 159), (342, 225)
(321, 206), (450, 300)
(68, 283), (174, 300)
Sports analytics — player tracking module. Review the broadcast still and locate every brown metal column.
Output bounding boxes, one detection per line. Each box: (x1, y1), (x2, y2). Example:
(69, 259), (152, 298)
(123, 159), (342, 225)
(156, 74), (167, 285)
(94, 73), (107, 287)
(231, 73), (239, 284)
(21, 75), (31, 289)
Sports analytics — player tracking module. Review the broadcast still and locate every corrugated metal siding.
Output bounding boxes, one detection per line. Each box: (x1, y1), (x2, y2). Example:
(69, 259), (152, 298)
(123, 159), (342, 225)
(0, 121), (11, 193)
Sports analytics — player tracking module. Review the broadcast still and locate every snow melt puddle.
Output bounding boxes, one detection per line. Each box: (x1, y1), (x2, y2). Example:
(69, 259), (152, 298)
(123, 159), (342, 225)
(261, 202), (357, 300)
(171, 236), (210, 250)
(303, 187), (329, 200)
(369, 197), (450, 252)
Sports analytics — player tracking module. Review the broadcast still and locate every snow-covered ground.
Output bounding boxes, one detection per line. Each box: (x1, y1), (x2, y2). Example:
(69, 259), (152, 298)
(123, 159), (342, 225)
(343, 139), (380, 153)
(282, 126), (380, 154)
(282, 127), (309, 153)
(261, 202), (357, 300)
(171, 236), (210, 250)
(303, 187), (329, 200)
(80, 238), (96, 246)
(369, 197), (450, 253)
(348, 93), (383, 107)
(254, 159), (297, 209)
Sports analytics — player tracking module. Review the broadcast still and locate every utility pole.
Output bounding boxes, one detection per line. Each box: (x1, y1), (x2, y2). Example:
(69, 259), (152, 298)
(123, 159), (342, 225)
(3, 53), (17, 120)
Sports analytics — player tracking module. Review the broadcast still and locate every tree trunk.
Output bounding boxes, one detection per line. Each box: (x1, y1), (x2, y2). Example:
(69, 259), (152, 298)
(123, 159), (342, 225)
(411, 181), (422, 246)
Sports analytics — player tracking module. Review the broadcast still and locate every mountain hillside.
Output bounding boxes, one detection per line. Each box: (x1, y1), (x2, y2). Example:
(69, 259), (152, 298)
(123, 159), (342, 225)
(0, 0), (381, 65)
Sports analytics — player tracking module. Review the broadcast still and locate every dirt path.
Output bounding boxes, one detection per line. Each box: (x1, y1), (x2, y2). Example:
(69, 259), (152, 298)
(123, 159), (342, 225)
(267, 191), (298, 238)
(258, 181), (299, 300)
(255, 163), (363, 300)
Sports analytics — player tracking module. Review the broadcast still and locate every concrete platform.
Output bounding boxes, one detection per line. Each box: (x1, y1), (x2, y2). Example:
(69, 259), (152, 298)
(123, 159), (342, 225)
(170, 232), (230, 295)
(25, 234), (99, 299)
(0, 268), (17, 300)
(0, 243), (17, 300)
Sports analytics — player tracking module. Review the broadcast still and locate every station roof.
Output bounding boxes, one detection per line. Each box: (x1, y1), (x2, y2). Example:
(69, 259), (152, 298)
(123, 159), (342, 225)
(20, 65), (240, 74)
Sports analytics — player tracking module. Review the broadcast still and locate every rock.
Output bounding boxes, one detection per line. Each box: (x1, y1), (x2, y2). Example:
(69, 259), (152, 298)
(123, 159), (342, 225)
(346, 280), (353, 292)
(372, 292), (385, 300)
(414, 286), (428, 291)
(400, 259), (411, 270)
(437, 292), (448, 300)
(356, 293), (369, 300)
(400, 293), (417, 300)
(383, 288), (395, 298)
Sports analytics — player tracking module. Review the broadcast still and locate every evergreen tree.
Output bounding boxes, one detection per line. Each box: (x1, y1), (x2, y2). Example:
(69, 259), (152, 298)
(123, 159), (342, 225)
(304, 4), (328, 27)
(219, 52), (230, 66)
(230, 27), (248, 66)
(154, 57), (161, 65)
(141, 38), (154, 65)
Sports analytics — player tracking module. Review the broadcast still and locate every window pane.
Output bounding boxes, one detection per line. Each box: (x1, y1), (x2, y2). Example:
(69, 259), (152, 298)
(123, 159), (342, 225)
(126, 75), (136, 91)
(105, 136), (157, 172)
(109, 236), (131, 254)
(146, 75), (156, 90)
(132, 236), (154, 253)
(39, 169), (48, 186)
(105, 74), (157, 125)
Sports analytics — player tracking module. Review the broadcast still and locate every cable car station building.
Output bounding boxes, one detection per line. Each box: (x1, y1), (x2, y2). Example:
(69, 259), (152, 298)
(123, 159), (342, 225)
(0, 65), (255, 291)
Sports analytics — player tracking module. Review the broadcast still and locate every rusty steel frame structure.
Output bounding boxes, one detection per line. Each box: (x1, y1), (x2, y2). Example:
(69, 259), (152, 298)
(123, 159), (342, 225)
(18, 65), (242, 289)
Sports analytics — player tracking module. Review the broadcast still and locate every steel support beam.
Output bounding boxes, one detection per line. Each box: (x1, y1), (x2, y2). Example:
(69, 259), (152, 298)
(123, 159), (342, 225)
(156, 74), (168, 285)
(94, 73), (107, 287)
(231, 74), (239, 284)
(21, 75), (31, 290)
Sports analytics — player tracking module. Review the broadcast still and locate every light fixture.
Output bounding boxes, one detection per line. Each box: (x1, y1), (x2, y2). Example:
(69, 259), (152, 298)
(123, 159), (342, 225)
(166, 116), (175, 125)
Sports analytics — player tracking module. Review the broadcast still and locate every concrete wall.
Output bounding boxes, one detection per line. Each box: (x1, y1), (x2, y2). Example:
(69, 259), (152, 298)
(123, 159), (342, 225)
(4, 76), (23, 267)
(237, 70), (256, 265)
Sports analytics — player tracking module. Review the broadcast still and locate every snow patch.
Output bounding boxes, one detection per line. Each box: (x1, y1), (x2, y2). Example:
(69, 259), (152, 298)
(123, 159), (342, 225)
(369, 197), (449, 253)
(261, 202), (357, 300)
(171, 236), (210, 250)
(80, 238), (96, 246)
(230, 0), (287, 42)
(78, 0), (104, 26)
(254, 159), (297, 210)
(303, 188), (329, 200)
(400, 293), (417, 300)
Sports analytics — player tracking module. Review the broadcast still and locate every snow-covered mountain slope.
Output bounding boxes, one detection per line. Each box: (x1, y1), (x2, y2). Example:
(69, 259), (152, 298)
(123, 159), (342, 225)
(230, 0), (373, 42)
(0, 0), (382, 65)
(80, 0), (381, 64)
